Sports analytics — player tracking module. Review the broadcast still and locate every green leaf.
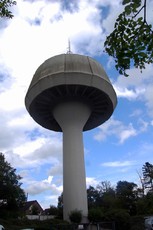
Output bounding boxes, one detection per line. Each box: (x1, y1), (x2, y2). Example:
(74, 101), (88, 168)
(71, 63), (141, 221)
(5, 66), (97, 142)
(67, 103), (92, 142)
(122, 0), (131, 5)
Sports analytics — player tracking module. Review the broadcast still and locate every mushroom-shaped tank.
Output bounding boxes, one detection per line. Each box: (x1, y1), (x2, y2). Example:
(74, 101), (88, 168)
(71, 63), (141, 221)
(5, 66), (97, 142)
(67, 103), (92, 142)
(25, 54), (117, 131)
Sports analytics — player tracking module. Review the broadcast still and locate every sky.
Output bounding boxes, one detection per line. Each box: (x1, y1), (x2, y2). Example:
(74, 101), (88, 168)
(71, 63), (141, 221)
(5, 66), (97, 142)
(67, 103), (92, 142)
(1, 0), (153, 210)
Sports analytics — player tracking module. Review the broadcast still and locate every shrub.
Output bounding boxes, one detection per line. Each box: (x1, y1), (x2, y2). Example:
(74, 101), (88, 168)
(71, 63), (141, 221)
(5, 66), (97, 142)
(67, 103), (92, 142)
(88, 208), (103, 222)
(69, 209), (82, 223)
(105, 209), (130, 230)
(130, 215), (145, 230)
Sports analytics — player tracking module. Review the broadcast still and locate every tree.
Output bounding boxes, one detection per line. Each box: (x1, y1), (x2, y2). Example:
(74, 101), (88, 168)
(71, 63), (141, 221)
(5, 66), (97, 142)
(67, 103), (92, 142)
(0, 0), (16, 18)
(142, 162), (153, 191)
(88, 207), (103, 223)
(87, 186), (100, 209)
(96, 181), (116, 210)
(105, 209), (130, 230)
(0, 153), (26, 217)
(136, 169), (145, 197)
(97, 181), (113, 194)
(116, 181), (138, 215)
(87, 182), (116, 210)
(104, 0), (153, 76)
(48, 205), (58, 215)
(57, 192), (63, 209)
(57, 192), (63, 219)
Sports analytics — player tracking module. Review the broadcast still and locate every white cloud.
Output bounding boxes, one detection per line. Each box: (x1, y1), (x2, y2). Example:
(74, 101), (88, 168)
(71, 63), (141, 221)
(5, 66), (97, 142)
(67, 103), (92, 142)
(94, 116), (148, 144)
(86, 177), (99, 188)
(101, 160), (135, 167)
(130, 109), (143, 117)
(43, 176), (53, 184)
(48, 163), (63, 176)
(94, 117), (122, 142)
(102, 1), (123, 34)
(114, 85), (145, 100)
(94, 117), (138, 144)
(43, 194), (62, 208)
(138, 119), (148, 132)
(119, 123), (137, 144)
(114, 64), (153, 117)
(25, 177), (61, 196)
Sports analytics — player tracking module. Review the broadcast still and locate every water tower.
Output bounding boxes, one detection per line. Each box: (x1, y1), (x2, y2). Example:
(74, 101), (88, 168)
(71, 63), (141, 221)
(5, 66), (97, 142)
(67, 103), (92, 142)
(25, 53), (117, 222)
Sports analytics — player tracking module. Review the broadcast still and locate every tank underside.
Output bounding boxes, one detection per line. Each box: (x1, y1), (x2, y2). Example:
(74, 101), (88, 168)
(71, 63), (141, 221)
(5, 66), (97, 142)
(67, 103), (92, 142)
(28, 84), (114, 131)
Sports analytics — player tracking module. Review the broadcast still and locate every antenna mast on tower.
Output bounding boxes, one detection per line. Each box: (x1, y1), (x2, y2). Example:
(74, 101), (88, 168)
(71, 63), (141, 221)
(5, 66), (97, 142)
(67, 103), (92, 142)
(67, 39), (72, 54)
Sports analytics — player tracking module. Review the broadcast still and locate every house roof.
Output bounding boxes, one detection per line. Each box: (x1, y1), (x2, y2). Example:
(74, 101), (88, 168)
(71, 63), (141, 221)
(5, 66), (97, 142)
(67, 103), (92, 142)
(22, 200), (43, 212)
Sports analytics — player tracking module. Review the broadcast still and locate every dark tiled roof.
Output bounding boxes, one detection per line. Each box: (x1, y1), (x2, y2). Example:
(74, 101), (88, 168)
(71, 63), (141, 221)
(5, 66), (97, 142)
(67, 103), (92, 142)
(22, 200), (43, 212)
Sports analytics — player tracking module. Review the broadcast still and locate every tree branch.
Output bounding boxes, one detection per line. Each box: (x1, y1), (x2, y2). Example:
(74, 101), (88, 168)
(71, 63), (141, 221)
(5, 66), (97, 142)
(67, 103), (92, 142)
(144, 0), (147, 22)
(132, 5), (144, 19)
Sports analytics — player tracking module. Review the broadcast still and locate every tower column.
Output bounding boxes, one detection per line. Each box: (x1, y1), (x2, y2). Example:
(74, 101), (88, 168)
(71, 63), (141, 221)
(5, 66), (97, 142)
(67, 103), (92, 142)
(53, 101), (91, 221)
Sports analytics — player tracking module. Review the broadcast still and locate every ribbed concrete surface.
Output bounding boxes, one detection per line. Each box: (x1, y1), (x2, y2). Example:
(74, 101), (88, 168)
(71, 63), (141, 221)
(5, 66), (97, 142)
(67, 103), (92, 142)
(25, 54), (117, 131)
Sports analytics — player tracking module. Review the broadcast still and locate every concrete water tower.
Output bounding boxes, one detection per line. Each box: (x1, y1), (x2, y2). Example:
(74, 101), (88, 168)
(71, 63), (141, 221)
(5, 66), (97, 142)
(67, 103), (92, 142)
(25, 53), (117, 222)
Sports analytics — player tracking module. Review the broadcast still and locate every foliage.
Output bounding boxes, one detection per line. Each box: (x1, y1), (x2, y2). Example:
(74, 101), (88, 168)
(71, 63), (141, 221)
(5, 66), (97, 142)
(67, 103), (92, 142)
(143, 192), (153, 214)
(0, 152), (26, 218)
(68, 209), (82, 224)
(57, 192), (63, 209)
(116, 181), (138, 215)
(130, 215), (145, 230)
(0, 0), (16, 18)
(142, 162), (153, 191)
(57, 192), (63, 219)
(0, 217), (68, 230)
(104, 0), (153, 76)
(48, 205), (59, 216)
(87, 181), (115, 210)
(88, 208), (103, 222)
(56, 162), (153, 226)
(87, 185), (100, 209)
(97, 181), (113, 193)
(136, 197), (147, 215)
(105, 209), (130, 230)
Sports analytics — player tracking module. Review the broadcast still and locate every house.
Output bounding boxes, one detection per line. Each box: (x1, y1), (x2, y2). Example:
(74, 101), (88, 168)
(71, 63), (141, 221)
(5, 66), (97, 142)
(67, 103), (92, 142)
(22, 200), (43, 215)
(21, 200), (54, 220)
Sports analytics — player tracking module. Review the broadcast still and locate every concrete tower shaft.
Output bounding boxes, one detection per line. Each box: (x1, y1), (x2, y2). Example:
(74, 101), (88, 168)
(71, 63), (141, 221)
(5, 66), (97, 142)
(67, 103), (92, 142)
(53, 101), (91, 221)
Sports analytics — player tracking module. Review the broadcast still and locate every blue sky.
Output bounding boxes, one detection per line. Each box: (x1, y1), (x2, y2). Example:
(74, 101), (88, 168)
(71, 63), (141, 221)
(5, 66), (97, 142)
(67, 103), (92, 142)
(1, 0), (153, 209)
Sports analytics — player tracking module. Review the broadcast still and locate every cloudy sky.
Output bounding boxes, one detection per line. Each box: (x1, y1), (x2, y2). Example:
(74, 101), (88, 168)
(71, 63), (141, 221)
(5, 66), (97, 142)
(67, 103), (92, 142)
(1, 0), (153, 209)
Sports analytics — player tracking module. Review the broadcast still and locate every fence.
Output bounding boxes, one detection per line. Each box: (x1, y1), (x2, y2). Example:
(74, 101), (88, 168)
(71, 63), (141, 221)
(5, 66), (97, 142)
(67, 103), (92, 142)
(26, 215), (54, 220)
(50, 222), (115, 230)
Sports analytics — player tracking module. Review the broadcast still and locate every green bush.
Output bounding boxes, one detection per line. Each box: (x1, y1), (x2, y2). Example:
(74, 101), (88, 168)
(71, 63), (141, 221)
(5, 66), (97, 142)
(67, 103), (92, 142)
(69, 209), (82, 223)
(130, 215), (145, 230)
(0, 218), (68, 230)
(88, 208), (103, 222)
(105, 209), (130, 230)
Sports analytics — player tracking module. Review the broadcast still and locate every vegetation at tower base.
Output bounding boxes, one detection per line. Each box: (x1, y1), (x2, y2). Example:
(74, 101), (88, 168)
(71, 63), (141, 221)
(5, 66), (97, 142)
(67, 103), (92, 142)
(0, 0), (16, 18)
(104, 0), (153, 76)
(57, 192), (63, 219)
(56, 162), (153, 229)
(69, 209), (82, 224)
(48, 205), (59, 216)
(0, 152), (26, 218)
(0, 155), (153, 229)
